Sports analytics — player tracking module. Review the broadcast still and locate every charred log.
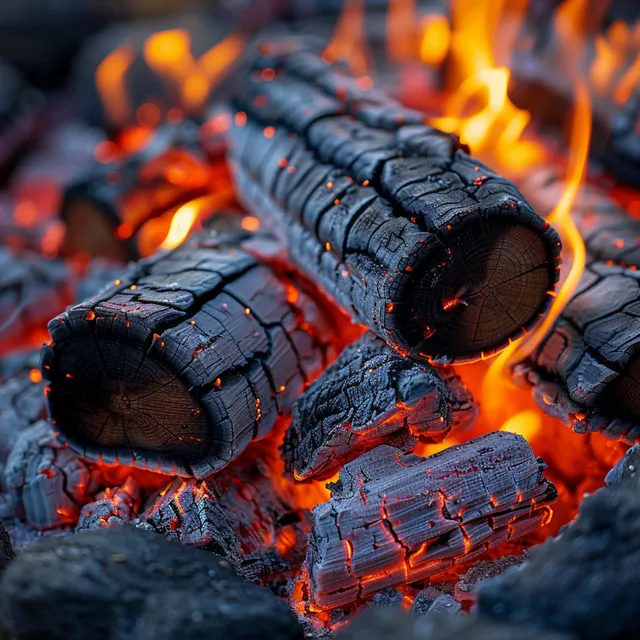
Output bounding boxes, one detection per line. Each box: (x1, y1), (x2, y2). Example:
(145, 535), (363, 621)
(61, 121), (225, 262)
(227, 39), (561, 364)
(514, 171), (640, 442)
(43, 216), (336, 478)
(0, 527), (303, 640)
(282, 332), (476, 481)
(477, 481), (640, 639)
(605, 444), (640, 486)
(75, 476), (140, 532)
(299, 431), (556, 610)
(142, 457), (309, 585)
(3, 421), (102, 530)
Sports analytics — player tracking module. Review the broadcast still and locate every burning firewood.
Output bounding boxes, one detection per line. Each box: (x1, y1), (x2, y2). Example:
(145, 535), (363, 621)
(514, 170), (640, 442)
(42, 216), (337, 479)
(142, 456), (309, 585)
(61, 120), (227, 262)
(298, 431), (557, 611)
(282, 332), (477, 481)
(476, 481), (640, 640)
(227, 39), (562, 364)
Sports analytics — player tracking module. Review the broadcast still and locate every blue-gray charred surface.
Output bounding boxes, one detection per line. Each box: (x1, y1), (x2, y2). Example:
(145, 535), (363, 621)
(142, 456), (309, 585)
(227, 40), (561, 363)
(477, 481), (640, 640)
(42, 217), (336, 479)
(299, 431), (557, 611)
(282, 332), (477, 481)
(515, 170), (640, 443)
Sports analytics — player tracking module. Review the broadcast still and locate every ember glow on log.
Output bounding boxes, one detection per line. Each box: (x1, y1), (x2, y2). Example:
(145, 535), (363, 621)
(227, 40), (562, 364)
(1, 1), (640, 638)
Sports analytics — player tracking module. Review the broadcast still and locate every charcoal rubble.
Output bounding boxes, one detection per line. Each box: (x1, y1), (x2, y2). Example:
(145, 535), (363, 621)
(0, 527), (303, 640)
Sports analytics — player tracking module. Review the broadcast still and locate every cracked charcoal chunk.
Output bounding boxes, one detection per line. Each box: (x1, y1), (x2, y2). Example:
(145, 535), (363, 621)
(0, 527), (302, 640)
(411, 587), (461, 616)
(301, 431), (557, 610)
(227, 39), (561, 363)
(0, 522), (14, 575)
(142, 456), (309, 585)
(335, 608), (573, 640)
(514, 171), (640, 443)
(43, 215), (336, 479)
(3, 421), (102, 530)
(61, 120), (216, 262)
(283, 332), (477, 480)
(605, 444), (640, 485)
(75, 476), (140, 532)
(477, 482), (640, 639)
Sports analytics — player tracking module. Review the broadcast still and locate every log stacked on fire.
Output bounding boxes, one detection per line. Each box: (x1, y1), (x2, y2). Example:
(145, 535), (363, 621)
(515, 169), (640, 443)
(227, 39), (562, 364)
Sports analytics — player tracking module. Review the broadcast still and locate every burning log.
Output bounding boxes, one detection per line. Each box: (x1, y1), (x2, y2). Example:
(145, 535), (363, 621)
(143, 456), (309, 584)
(3, 421), (102, 530)
(61, 121), (225, 262)
(75, 476), (140, 533)
(227, 39), (561, 364)
(43, 216), (337, 479)
(282, 332), (477, 481)
(299, 431), (557, 610)
(477, 481), (640, 640)
(514, 170), (640, 442)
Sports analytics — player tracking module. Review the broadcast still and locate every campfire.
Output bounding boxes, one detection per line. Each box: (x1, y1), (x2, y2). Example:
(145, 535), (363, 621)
(0, 1), (639, 638)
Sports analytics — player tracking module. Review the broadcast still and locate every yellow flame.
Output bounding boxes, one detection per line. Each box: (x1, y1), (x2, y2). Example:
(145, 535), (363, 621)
(482, 0), (591, 426)
(323, 0), (371, 76)
(419, 14), (451, 67)
(430, 0), (543, 171)
(500, 410), (541, 441)
(95, 46), (135, 127)
(159, 194), (219, 250)
(142, 30), (244, 113)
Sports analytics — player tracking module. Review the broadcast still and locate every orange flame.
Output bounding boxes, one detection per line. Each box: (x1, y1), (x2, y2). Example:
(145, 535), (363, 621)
(419, 14), (451, 67)
(482, 0), (591, 426)
(387, 0), (417, 63)
(323, 0), (371, 76)
(143, 30), (244, 114)
(430, 0), (543, 171)
(95, 46), (135, 128)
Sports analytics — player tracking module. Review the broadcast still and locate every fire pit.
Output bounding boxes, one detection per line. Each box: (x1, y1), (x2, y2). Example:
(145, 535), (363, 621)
(0, 1), (639, 639)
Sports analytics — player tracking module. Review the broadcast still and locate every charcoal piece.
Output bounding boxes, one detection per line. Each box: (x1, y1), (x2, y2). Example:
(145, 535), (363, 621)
(513, 261), (640, 443)
(335, 608), (572, 640)
(0, 527), (302, 640)
(43, 216), (336, 479)
(605, 444), (640, 485)
(0, 521), (13, 574)
(477, 482), (640, 639)
(3, 421), (101, 530)
(283, 332), (476, 480)
(603, 93), (640, 186)
(61, 120), (216, 262)
(367, 588), (404, 610)
(227, 39), (561, 364)
(301, 431), (557, 610)
(0, 350), (46, 463)
(143, 457), (309, 584)
(411, 587), (461, 616)
(75, 476), (139, 532)
(454, 554), (528, 603)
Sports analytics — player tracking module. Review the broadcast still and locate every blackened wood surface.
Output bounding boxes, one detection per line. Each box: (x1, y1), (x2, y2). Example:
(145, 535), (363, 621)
(61, 121), (215, 262)
(143, 458), (309, 584)
(42, 217), (336, 478)
(227, 40), (561, 364)
(515, 170), (640, 442)
(301, 431), (556, 610)
(282, 332), (477, 481)
(605, 444), (640, 485)
(477, 481), (640, 640)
